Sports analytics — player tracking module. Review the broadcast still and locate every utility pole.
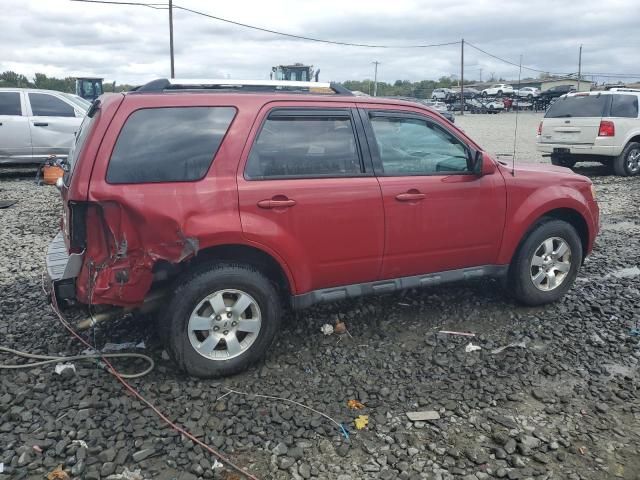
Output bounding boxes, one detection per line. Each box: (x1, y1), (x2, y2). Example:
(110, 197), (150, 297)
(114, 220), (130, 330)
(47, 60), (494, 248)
(460, 38), (464, 116)
(577, 44), (582, 91)
(372, 61), (380, 96)
(169, 0), (175, 78)
(479, 68), (483, 82)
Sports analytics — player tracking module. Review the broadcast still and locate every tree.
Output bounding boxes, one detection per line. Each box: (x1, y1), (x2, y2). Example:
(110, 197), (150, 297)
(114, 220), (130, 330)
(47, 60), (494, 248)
(0, 71), (32, 87)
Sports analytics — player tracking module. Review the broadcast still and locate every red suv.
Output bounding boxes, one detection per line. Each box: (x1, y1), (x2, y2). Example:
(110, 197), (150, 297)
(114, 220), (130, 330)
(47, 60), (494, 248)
(46, 79), (600, 377)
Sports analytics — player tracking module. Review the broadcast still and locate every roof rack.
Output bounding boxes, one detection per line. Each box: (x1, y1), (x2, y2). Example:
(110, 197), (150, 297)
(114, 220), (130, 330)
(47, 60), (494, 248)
(609, 87), (640, 93)
(132, 78), (353, 95)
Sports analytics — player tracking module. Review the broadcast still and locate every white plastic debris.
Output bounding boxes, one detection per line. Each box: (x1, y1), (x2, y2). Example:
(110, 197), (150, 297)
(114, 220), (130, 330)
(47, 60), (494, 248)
(406, 410), (441, 421)
(212, 460), (224, 470)
(321, 324), (334, 335)
(465, 342), (481, 353)
(55, 363), (76, 375)
(439, 330), (476, 337)
(0, 462), (4, 473)
(491, 341), (527, 355)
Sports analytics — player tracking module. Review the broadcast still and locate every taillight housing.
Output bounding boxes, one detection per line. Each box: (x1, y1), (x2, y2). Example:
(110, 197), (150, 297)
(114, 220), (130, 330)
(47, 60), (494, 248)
(598, 120), (615, 137)
(537, 121), (543, 136)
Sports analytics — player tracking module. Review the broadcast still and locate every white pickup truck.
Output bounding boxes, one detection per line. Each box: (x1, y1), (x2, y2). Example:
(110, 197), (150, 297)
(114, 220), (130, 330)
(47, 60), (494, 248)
(537, 89), (640, 176)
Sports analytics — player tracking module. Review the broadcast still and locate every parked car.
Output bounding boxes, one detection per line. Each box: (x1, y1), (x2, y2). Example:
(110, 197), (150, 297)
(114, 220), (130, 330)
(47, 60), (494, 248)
(0, 88), (86, 164)
(431, 88), (454, 101)
(481, 84), (514, 97)
(539, 85), (576, 100)
(451, 87), (481, 99)
(47, 78), (599, 378)
(537, 89), (640, 175)
(420, 100), (455, 123)
(466, 98), (504, 113)
(515, 87), (540, 99)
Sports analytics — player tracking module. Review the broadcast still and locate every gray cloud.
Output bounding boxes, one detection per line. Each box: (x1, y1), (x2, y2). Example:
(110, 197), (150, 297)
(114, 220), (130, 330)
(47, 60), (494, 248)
(1, 0), (639, 85)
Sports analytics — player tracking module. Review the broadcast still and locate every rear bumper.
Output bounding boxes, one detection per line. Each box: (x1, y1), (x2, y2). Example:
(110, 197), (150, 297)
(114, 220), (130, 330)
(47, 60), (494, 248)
(46, 231), (82, 303)
(537, 143), (620, 157)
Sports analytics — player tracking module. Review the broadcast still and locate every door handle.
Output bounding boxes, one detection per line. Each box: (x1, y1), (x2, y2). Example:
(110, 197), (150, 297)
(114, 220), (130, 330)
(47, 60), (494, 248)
(33, 122), (49, 127)
(257, 198), (297, 209)
(395, 192), (426, 202)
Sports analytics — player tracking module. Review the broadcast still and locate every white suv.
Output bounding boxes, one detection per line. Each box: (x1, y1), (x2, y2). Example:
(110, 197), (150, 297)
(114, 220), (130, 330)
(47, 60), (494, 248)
(537, 89), (640, 176)
(0, 88), (86, 164)
(481, 84), (514, 97)
(431, 88), (454, 100)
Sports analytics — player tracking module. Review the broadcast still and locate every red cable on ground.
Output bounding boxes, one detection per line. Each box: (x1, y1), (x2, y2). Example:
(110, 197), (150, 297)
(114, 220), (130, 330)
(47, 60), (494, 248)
(49, 296), (260, 480)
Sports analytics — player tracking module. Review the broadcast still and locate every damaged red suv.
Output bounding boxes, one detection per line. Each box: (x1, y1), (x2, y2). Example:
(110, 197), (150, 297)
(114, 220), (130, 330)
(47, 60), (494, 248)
(46, 79), (600, 377)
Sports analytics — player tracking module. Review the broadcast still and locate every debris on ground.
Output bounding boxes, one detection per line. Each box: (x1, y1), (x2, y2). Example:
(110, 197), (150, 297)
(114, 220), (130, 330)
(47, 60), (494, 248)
(438, 330), (476, 337)
(406, 410), (441, 421)
(354, 415), (369, 430)
(54, 363), (76, 375)
(347, 399), (365, 410)
(491, 340), (528, 354)
(334, 321), (347, 334)
(465, 342), (481, 353)
(0, 200), (17, 209)
(105, 467), (144, 480)
(47, 465), (70, 480)
(320, 324), (334, 335)
(102, 341), (146, 352)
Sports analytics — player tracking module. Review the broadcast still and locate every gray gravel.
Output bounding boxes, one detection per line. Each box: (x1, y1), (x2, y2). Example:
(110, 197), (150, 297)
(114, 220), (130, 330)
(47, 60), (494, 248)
(1, 115), (639, 480)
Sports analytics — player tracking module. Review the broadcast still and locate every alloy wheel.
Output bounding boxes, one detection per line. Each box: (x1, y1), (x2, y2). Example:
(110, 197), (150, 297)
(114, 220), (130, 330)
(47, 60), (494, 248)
(530, 237), (572, 291)
(626, 148), (640, 174)
(188, 289), (262, 360)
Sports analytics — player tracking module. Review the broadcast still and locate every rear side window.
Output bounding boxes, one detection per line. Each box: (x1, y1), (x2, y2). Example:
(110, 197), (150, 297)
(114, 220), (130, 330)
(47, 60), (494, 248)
(0, 92), (21, 115)
(545, 95), (609, 118)
(245, 113), (362, 179)
(107, 107), (236, 184)
(29, 93), (76, 117)
(610, 95), (638, 118)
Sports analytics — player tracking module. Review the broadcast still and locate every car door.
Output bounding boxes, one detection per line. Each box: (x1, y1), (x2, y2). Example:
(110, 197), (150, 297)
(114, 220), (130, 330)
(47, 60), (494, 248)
(26, 91), (84, 162)
(359, 106), (506, 280)
(0, 91), (32, 163)
(237, 104), (385, 294)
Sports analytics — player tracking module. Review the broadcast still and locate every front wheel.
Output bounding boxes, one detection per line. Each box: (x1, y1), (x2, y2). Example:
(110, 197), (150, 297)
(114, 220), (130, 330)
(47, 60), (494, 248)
(507, 219), (582, 306)
(613, 142), (640, 176)
(162, 263), (282, 378)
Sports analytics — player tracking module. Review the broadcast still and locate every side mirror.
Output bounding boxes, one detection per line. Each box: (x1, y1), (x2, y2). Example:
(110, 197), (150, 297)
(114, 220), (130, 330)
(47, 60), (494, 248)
(468, 149), (483, 175)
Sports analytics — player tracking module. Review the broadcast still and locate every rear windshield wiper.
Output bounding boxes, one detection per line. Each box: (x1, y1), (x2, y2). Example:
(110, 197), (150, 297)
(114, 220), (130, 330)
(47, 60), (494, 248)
(553, 114), (573, 118)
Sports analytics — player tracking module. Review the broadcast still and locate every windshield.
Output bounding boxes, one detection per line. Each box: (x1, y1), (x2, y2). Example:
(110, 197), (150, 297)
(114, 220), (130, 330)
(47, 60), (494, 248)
(545, 95), (609, 118)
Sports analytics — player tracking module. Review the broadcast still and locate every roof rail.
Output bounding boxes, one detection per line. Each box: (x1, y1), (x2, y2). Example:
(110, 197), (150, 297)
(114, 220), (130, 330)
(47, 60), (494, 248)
(133, 78), (353, 95)
(609, 87), (640, 93)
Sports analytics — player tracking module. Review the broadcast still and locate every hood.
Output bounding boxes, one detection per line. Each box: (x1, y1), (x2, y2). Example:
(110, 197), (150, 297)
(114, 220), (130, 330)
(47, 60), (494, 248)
(497, 160), (591, 185)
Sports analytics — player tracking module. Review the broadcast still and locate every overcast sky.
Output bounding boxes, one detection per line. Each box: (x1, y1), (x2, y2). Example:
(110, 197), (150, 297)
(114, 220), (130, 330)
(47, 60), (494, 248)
(2, 0), (639, 86)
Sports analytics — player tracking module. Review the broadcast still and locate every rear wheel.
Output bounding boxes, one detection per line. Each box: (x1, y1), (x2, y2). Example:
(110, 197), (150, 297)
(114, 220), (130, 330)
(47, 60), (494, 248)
(507, 219), (582, 306)
(550, 155), (576, 169)
(162, 263), (282, 378)
(613, 142), (640, 176)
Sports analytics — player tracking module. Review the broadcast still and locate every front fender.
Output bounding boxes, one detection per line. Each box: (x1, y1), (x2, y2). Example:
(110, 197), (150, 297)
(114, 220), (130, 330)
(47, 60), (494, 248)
(497, 185), (595, 265)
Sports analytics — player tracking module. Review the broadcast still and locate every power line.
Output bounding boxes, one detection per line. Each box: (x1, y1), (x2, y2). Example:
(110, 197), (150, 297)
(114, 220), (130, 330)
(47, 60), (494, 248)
(465, 41), (567, 76)
(70, 0), (167, 9)
(172, 4), (461, 49)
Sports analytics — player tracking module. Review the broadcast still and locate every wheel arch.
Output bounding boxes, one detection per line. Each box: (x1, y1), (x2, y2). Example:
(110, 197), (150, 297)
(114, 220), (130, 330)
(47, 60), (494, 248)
(506, 207), (590, 267)
(188, 243), (294, 299)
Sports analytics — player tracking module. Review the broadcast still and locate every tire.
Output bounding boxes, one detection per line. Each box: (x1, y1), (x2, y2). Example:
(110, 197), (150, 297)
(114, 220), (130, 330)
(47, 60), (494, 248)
(161, 262), (282, 378)
(550, 155), (576, 169)
(613, 142), (640, 176)
(507, 219), (582, 306)
(481, 91), (487, 97)
(527, 94), (533, 100)
(497, 90), (503, 96)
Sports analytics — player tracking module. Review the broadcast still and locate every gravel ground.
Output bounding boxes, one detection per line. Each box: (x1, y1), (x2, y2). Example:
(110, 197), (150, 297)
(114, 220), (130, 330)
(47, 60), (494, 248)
(1, 113), (639, 480)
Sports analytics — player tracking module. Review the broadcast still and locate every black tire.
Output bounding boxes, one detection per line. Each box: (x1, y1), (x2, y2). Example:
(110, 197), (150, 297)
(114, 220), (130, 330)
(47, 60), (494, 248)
(507, 219), (582, 306)
(527, 94), (533, 100)
(481, 91), (487, 97)
(161, 262), (282, 378)
(613, 142), (640, 176)
(550, 155), (576, 169)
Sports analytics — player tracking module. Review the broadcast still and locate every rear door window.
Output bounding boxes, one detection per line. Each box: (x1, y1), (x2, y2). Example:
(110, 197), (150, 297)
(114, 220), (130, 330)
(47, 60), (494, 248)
(610, 95), (638, 118)
(28, 93), (76, 117)
(545, 95), (609, 118)
(107, 107), (236, 184)
(0, 92), (22, 116)
(245, 111), (362, 179)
